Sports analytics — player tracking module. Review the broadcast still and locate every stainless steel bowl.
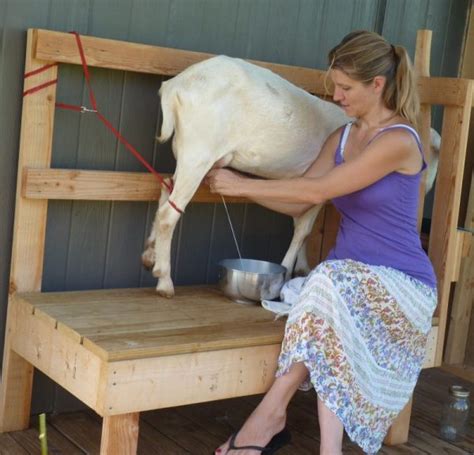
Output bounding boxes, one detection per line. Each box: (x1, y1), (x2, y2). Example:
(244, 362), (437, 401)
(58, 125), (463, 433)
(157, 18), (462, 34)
(217, 258), (287, 304)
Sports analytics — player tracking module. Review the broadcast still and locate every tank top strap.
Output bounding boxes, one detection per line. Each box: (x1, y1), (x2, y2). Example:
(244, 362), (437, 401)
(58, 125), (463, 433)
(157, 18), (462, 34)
(336, 122), (353, 164)
(366, 124), (426, 170)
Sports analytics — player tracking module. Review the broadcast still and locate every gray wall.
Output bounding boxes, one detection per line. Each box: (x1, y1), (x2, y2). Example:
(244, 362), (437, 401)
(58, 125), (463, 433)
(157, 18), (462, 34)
(0, 0), (470, 413)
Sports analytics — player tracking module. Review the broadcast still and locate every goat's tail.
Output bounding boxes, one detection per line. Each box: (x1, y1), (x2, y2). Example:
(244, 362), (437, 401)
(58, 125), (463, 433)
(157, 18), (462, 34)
(157, 81), (176, 143)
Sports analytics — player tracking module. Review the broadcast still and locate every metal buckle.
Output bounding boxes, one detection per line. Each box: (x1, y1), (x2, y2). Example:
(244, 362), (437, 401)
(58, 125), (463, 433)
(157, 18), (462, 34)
(80, 106), (97, 114)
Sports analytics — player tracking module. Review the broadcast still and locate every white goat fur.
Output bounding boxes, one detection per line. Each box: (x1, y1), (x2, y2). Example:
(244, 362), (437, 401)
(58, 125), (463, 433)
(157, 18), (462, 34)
(142, 55), (440, 297)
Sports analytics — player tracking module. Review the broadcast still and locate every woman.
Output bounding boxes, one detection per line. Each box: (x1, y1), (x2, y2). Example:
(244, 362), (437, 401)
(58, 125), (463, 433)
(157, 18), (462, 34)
(207, 30), (437, 455)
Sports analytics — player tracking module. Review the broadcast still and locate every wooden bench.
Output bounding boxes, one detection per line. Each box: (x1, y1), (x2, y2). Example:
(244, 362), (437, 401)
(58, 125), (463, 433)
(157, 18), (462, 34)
(0, 28), (472, 454)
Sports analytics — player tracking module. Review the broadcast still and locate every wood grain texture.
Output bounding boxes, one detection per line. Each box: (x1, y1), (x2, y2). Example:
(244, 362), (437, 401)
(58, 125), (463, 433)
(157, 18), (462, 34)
(33, 28), (473, 104)
(444, 174), (474, 364)
(100, 413), (139, 455)
(384, 399), (413, 446)
(23, 168), (247, 203)
(16, 286), (285, 361)
(429, 82), (473, 365)
(0, 28), (57, 433)
(415, 29), (432, 228)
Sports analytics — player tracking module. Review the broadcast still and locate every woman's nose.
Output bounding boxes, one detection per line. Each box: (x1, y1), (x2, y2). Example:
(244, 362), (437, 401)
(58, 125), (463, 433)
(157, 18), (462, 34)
(333, 88), (343, 102)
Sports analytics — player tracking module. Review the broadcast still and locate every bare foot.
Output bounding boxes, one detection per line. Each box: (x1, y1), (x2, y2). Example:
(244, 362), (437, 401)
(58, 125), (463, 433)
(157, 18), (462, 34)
(214, 408), (286, 454)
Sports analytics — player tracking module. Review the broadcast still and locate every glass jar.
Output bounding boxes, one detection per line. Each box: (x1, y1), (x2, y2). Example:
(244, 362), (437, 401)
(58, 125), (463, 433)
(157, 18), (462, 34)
(439, 385), (470, 442)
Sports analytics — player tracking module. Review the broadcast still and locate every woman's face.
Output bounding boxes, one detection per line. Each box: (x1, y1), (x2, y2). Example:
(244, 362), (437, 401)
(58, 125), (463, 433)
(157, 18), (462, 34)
(330, 68), (382, 118)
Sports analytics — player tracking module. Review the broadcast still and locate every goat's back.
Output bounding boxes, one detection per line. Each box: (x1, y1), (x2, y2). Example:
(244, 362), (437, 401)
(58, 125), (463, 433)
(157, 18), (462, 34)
(159, 55), (348, 178)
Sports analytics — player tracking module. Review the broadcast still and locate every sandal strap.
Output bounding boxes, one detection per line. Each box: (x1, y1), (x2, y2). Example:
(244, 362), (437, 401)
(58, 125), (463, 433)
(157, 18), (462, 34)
(227, 432), (266, 453)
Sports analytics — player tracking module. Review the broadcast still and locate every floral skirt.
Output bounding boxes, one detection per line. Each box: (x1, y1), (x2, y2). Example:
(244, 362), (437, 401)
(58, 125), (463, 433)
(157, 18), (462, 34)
(276, 259), (437, 454)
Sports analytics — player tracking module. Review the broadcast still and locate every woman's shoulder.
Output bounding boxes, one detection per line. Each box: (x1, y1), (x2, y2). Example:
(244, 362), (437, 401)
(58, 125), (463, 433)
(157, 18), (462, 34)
(327, 122), (351, 144)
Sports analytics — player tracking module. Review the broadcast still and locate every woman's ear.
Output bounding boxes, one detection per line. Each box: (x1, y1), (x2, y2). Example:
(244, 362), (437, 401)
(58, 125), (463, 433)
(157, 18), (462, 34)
(373, 75), (386, 94)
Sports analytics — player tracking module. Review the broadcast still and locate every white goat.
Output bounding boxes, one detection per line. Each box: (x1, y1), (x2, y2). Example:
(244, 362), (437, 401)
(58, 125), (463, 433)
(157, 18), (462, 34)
(142, 55), (439, 297)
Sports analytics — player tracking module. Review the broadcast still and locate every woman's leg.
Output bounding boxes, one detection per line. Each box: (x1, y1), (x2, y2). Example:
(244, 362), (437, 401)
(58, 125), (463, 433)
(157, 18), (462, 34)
(317, 397), (344, 455)
(215, 361), (308, 454)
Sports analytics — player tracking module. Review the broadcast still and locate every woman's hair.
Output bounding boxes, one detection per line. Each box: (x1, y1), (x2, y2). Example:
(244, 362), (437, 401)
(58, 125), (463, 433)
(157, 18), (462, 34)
(328, 30), (420, 128)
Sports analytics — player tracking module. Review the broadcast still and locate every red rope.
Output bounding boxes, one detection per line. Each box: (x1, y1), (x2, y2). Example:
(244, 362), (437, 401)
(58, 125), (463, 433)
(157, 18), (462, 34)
(22, 31), (181, 214)
(23, 79), (58, 97)
(70, 32), (98, 112)
(55, 102), (83, 112)
(24, 63), (58, 78)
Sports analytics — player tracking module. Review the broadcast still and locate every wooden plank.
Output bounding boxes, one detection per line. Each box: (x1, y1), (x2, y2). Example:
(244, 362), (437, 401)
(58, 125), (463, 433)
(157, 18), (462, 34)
(84, 320), (284, 361)
(50, 411), (102, 454)
(441, 363), (474, 383)
(22, 168), (247, 203)
(0, 433), (29, 454)
(100, 413), (139, 455)
(9, 295), (104, 414)
(8, 32), (57, 294)
(428, 81), (473, 366)
(451, 229), (472, 282)
(9, 423), (85, 455)
(445, 174), (474, 364)
(415, 29), (432, 229)
(0, 28), (57, 433)
(143, 407), (224, 454)
(16, 286), (285, 360)
(422, 326), (437, 369)
(102, 344), (280, 415)
(384, 399), (413, 446)
(33, 28), (473, 105)
(33, 28), (327, 95)
(0, 297), (34, 433)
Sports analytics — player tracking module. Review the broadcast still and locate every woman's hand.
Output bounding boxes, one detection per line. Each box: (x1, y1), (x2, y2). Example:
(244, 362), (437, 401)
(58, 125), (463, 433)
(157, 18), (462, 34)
(205, 168), (245, 196)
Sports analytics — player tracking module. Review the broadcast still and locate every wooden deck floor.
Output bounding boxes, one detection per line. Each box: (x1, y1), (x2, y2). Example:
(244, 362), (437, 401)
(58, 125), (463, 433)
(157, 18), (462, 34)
(1, 367), (472, 454)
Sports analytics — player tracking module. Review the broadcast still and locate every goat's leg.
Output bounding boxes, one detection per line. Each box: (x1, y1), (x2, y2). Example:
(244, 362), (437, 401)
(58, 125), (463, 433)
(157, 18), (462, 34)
(281, 205), (322, 279)
(153, 160), (215, 297)
(294, 236), (312, 276)
(141, 179), (171, 270)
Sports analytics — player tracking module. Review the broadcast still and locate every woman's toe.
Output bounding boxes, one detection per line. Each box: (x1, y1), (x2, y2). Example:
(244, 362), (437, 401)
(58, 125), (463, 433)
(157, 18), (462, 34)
(214, 439), (230, 454)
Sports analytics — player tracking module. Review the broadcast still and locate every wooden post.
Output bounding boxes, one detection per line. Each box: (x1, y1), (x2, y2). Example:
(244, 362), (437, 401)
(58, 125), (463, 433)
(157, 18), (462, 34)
(430, 90), (473, 366)
(443, 0), (474, 369)
(414, 29), (432, 229)
(0, 29), (57, 431)
(444, 173), (474, 364)
(100, 413), (140, 455)
(384, 399), (413, 446)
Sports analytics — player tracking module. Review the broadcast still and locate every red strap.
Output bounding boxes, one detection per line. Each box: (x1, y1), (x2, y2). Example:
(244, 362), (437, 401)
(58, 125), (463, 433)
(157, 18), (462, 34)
(70, 32), (98, 112)
(95, 111), (174, 192)
(24, 63), (58, 78)
(23, 79), (58, 97)
(55, 102), (83, 112)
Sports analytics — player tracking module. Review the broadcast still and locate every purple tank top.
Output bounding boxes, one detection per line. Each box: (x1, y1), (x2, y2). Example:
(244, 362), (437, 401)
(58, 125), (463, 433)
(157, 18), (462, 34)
(326, 122), (437, 288)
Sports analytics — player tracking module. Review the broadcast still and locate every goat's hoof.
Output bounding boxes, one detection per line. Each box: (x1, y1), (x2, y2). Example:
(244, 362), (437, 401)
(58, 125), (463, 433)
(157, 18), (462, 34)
(156, 279), (175, 298)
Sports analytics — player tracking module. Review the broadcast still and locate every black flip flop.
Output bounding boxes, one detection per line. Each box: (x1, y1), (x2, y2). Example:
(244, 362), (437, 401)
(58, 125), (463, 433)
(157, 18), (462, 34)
(225, 427), (291, 454)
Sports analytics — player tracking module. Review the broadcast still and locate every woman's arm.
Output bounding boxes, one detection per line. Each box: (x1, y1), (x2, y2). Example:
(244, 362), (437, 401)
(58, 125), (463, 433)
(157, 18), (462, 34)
(207, 129), (417, 212)
(206, 128), (342, 217)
